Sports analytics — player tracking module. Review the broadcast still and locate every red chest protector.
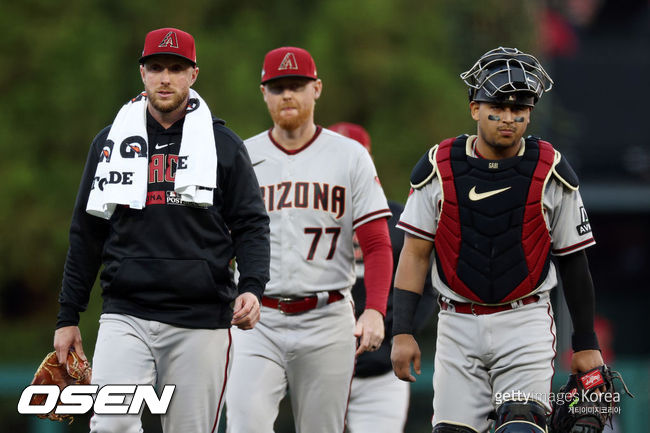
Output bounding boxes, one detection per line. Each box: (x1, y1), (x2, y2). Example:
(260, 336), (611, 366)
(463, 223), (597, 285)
(434, 135), (556, 304)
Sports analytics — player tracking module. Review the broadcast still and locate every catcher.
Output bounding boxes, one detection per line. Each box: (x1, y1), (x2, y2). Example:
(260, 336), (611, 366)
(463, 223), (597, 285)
(390, 46), (618, 433)
(29, 350), (92, 423)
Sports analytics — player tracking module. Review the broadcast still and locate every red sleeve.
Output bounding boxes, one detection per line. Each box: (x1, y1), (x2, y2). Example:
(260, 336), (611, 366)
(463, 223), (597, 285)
(355, 217), (392, 316)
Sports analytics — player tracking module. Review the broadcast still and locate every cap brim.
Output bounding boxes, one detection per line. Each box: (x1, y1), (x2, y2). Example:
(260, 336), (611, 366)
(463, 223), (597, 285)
(139, 52), (196, 66)
(261, 74), (317, 85)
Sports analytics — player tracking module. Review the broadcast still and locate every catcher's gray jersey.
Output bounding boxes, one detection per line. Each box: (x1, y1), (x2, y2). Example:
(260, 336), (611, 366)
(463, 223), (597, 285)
(397, 135), (596, 431)
(397, 135), (596, 303)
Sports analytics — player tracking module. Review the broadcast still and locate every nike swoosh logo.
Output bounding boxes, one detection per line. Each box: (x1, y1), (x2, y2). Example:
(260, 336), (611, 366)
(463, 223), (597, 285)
(155, 143), (174, 150)
(252, 159), (266, 167)
(468, 186), (511, 201)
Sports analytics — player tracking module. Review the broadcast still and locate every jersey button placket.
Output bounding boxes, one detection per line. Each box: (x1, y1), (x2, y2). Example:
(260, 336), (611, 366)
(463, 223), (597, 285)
(285, 159), (299, 289)
(279, 160), (292, 292)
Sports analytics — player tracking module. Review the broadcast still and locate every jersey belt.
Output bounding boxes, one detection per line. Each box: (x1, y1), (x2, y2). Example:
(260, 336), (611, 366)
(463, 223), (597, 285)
(262, 290), (345, 315)
(438, 294), (540, 316)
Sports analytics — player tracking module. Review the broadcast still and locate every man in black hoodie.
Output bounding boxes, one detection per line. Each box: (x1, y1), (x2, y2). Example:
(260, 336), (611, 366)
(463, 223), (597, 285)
(53, 27), (269, 432)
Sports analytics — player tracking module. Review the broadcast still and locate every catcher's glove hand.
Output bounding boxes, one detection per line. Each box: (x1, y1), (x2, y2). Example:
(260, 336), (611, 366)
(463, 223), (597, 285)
(550, 365), (633, 433)
(30, 350), (92, 423)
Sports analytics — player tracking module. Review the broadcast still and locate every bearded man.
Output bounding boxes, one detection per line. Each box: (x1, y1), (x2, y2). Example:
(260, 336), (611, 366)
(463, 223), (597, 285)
(225, 47), (393, 433)
(54, 27), (269, 432)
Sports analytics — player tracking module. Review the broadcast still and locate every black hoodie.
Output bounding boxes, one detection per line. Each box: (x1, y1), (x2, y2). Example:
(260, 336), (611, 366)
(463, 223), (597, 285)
(57, 111), (270, 329)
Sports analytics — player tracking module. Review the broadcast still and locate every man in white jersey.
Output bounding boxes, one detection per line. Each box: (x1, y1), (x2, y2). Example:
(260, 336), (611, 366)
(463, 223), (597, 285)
(225, 47), (393, 433)
(390, 47), (605, 433)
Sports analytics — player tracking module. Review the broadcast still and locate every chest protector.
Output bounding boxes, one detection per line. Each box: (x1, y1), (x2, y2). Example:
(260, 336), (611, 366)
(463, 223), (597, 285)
(434, 135), (555, 304)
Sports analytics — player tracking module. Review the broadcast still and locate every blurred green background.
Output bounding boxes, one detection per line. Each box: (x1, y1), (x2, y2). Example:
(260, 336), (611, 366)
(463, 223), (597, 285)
(1, 0), (648, 431)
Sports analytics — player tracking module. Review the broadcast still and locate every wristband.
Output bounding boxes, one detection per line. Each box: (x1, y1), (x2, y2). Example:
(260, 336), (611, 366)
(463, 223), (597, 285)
(392, 288), (421, 336)
(572, 331), (600, 352)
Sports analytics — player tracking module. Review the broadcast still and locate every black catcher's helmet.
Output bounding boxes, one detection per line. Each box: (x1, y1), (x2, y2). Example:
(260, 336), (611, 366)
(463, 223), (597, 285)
(460, 47), (553, 107)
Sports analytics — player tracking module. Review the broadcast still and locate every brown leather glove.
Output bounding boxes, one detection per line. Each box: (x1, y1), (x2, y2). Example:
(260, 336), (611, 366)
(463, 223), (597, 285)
(30, 351), (92, 423)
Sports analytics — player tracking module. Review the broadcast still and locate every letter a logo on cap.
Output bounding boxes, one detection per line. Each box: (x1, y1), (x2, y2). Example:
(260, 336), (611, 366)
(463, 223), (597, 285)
(158, 31), (179, 48)
(278, 53), (298, 71)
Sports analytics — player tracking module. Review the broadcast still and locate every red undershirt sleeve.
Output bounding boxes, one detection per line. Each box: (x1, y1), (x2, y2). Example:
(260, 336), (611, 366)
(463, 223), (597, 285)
(355, 217), (392, 316)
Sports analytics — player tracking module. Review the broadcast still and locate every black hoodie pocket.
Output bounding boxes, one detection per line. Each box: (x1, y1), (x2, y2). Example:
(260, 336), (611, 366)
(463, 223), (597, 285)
(109, 258), (220, 304)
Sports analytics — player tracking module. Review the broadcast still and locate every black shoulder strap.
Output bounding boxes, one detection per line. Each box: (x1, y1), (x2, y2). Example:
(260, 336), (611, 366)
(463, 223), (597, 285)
(410, 145), (438, 189)
(552, 153), (579, 190)
(526, 136), (579, 190)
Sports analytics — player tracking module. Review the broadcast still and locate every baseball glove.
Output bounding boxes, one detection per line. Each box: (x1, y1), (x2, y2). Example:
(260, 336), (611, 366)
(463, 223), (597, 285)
(30, 351), (92, 423)
(550, 365), (633, 433)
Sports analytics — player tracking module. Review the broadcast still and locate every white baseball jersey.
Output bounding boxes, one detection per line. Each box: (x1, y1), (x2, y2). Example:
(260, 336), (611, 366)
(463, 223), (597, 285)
(245, 126), (391, 298)
(398, 135), (596, 303)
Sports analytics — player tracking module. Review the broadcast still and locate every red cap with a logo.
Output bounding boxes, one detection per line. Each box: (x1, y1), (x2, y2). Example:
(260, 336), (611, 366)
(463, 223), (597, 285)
(261, 47), (317, 84)
(139, 28), (197, 66)
(328, 122), (372, 154)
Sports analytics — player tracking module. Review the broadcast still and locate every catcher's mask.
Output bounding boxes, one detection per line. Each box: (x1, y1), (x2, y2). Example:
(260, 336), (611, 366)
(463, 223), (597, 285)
(461, 47), (553, 107)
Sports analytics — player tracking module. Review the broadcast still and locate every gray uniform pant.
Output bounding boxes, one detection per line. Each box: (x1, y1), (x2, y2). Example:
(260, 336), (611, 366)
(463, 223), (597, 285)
(225, 299), (356, 433)
(89, 313), (232, 433)
(431, 293), (556, 432)
(346, 370), (410, 433)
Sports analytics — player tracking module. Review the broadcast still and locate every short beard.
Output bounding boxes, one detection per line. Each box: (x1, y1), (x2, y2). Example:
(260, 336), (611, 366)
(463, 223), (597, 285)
(269, 104), (313, 131)
(148, 88), (188, 114)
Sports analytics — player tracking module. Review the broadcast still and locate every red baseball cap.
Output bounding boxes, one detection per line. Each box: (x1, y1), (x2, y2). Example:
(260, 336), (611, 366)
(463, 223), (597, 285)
(261, 47), (317, 84)
(328, 122), (372, 154)
(139, 28), (197, 66)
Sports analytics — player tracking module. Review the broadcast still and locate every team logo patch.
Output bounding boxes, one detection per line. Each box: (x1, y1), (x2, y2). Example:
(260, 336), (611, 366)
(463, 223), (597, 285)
(580, 370), (604, 390)
(131, 92), (146, 103)
(278, 53), (298, 71)
(158, 31), (178, 48)
(186, 98), (200, 113)
(100, 139), (114, 163)
(166, 191), (183, 205)
(165, 191), (208, 209)
(576, 206), (592, 236)
(119, 136), (148, 159)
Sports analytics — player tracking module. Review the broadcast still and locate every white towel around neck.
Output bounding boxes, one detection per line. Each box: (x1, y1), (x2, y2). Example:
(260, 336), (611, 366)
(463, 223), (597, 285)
(86, 89), (217, 219)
